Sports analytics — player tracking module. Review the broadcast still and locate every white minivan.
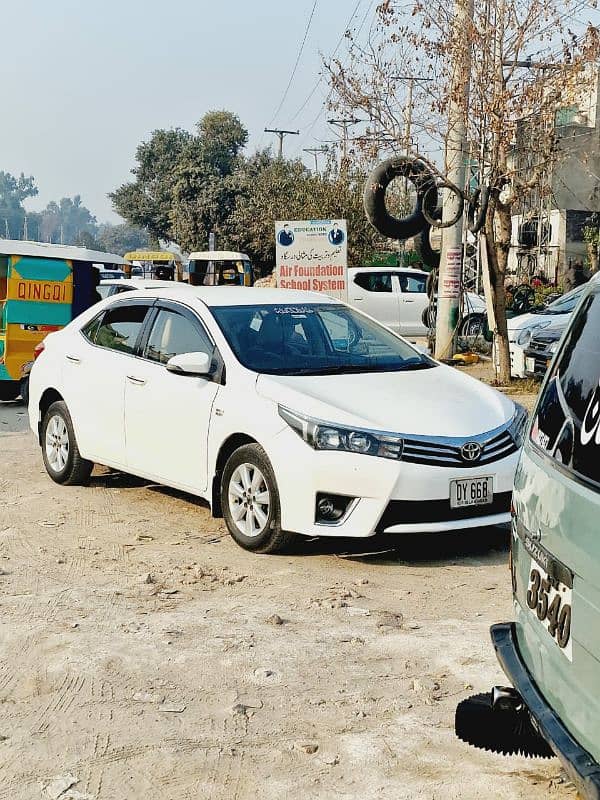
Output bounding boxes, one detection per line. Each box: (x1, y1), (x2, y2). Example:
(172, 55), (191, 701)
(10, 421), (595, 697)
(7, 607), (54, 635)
(347, 266), (486, 337)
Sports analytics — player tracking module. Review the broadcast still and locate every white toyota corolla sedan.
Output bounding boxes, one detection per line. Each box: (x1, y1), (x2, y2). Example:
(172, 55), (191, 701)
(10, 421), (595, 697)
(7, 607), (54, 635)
(29, 286), (526, 553)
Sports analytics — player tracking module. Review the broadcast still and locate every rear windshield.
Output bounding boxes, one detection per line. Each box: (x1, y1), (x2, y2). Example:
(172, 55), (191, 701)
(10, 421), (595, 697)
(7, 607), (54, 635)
(531, 288), (600, 491)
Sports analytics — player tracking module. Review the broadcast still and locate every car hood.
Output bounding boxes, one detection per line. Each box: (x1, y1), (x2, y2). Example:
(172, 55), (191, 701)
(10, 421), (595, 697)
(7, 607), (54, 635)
(257, 365), (515, 437)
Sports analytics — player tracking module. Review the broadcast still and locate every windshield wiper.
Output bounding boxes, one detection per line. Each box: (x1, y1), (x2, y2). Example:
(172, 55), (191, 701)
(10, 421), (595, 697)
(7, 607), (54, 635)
(275, 360), (434, 376)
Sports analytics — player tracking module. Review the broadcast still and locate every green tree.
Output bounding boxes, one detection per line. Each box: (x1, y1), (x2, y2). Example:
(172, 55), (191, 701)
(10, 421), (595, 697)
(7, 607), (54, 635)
(112, 112), (248, 249)
(0, 171), (38, 239)
(96, 222), (150, 255)
(225, 152), (385, 268)
(38, 196), (97, 244)
(110, 128), (192, 242)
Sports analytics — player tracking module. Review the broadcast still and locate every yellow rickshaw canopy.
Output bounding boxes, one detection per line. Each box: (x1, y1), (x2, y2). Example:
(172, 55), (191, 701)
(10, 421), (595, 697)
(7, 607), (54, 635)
(124, 251), (182, 263)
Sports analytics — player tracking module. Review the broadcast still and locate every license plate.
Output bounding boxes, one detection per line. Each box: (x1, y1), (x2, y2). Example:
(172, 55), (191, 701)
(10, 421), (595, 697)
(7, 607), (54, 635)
(450, 476), (493, 508)
(526, 357), (536, 372)
(526, 558), (572, 661)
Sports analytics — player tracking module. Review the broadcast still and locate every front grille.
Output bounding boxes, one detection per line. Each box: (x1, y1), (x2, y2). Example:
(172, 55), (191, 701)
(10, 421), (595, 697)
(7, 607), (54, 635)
(528, 339), (548, 353)
(401, 429), (517, 469)
(377, 491), (512, 530)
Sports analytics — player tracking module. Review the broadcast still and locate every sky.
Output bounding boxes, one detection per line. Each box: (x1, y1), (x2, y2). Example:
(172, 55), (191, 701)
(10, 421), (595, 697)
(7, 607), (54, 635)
(2, 0), (376, 224)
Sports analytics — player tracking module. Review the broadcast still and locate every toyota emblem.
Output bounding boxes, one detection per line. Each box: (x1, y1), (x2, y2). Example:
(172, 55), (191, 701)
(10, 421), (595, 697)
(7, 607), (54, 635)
(461, 441), (482, 462)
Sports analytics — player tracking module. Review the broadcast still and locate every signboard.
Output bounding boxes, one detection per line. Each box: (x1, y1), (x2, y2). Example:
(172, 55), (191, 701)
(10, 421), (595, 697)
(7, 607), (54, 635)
(275, 219), (347, 301)
(439, 246), (462, 299)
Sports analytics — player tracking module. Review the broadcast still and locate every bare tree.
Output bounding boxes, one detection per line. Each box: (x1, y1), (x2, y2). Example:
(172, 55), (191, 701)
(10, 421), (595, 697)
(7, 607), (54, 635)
(326, 0), (599, 382)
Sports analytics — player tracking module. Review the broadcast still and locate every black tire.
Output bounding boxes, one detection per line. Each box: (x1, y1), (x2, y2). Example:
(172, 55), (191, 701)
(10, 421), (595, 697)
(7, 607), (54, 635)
(459, 313), (486, 337)
(467, 186), (489, 234)
(363, 156), (438, 240)
(0, 381), (20, 402)
(422, 304), (436, 329)
(221, 443), (294, 554)
(422, 181), (464, 228)
(41, 401), (93, 486)
(20, 377), (29, 407)
(414, 220), (441, 270)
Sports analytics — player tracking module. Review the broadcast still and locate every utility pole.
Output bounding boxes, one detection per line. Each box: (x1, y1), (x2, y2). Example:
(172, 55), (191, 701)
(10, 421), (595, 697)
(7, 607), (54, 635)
(303, 146), (328, 172)
(328, 117), (361, 171)
(23, 214), (28, 241)
(434, 0), (474, 360)
(264, 128), (299, 158)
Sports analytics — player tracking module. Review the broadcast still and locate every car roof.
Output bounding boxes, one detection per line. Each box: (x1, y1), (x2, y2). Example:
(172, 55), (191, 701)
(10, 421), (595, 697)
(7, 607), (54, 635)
(188, 250), (250, 261)
(109, 285), (339, 307)
(99, 278), (185, 288)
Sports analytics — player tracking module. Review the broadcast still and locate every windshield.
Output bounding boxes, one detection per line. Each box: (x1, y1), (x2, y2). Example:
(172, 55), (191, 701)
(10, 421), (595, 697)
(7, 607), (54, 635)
(211, 303), (435, 375)
(542, 285), (585, 315)
(532, 288), (600, 491)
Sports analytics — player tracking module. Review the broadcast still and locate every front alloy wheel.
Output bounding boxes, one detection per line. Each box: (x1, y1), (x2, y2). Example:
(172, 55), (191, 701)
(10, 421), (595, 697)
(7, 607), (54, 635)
(228, 463), (271, 539)
(221, 443), (294, 554)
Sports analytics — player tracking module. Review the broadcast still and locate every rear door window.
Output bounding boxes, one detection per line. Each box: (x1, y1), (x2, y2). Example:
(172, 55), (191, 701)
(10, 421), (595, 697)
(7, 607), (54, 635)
(532, 289), (600, 490)
(399, 273), (427, 293)
(94, 304), (150, 355)
(353, 272), (393, 292)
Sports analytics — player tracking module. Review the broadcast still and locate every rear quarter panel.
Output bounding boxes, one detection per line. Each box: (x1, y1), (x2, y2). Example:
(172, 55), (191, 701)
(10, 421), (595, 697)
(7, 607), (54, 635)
(513, 443), (600, 763)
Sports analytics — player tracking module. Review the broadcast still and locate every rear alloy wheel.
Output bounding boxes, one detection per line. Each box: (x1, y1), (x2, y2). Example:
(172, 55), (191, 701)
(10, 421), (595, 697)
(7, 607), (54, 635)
(221, 443), (294, 553)
(41, 401), (93, 485)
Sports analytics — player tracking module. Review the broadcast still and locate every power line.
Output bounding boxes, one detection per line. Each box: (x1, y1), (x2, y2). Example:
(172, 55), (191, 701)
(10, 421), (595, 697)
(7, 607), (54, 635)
(267, 0), (319, 127)
(287, 0), (366, 125)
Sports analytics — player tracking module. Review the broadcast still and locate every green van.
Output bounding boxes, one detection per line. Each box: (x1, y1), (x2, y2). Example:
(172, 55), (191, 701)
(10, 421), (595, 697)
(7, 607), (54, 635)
(456, 279), (600, 798)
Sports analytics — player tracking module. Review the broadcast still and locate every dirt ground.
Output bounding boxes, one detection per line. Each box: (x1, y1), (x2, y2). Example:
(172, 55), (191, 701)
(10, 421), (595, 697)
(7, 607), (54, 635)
(0, 388), (576, 800)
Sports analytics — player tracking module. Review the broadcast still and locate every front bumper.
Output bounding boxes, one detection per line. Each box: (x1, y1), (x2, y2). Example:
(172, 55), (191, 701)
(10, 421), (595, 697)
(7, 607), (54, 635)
(268, 426), (517, 537)
(523, 346), (551, 378)
(492, 622), (600, 800)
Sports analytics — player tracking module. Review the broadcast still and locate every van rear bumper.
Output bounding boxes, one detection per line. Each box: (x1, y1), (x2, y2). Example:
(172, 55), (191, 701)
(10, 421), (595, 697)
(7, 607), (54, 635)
(492, 622), (600, 800)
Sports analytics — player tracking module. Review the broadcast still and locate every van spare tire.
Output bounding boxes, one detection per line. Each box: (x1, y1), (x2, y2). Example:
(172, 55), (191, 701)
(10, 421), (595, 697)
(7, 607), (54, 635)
(364, 156), (438, 241)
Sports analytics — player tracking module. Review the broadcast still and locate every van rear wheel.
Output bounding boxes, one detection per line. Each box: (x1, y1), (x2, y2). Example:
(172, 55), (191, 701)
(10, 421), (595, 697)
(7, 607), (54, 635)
(41, 401), (93, 486)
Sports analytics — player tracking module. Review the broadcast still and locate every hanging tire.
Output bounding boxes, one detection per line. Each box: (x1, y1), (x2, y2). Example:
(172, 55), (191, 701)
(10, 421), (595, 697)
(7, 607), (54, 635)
(422, 303), (436, 329)
(467, 186), (489, 234)
(422, 181), (464, 228)
(415, 208), (442, 269)
(221, 443), (295, 554)
(363, 156), (438, 240)
(41, 401), (93, 485)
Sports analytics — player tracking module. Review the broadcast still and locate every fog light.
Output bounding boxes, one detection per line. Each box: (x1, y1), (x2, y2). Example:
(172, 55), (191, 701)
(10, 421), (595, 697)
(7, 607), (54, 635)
(317, 497), (337, 519)
(315, 493), (355, 524)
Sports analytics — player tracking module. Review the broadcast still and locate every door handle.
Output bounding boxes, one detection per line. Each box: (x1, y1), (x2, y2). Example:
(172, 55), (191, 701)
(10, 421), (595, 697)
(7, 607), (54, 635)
(127, 375), (146, 386)
(65, 355), (81, 364)
(352, 297), (363, 301)
(403, 299), (415, 303)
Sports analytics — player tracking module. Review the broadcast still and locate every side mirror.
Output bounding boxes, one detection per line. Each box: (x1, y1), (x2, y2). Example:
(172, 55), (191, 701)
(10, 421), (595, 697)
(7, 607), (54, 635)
(166, 351), (212, 377)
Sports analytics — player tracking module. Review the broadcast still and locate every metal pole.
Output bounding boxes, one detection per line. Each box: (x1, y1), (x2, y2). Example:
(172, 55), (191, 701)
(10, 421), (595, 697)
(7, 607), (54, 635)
(434, 0), (474, 359)
(264, 128), (300, 159)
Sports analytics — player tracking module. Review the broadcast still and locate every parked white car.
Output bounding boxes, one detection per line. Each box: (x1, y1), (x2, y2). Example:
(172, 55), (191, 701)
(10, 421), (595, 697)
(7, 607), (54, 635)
(347, 266), (486, 337)
(503, 282), (592, 378)
(29, 286), (526, 553)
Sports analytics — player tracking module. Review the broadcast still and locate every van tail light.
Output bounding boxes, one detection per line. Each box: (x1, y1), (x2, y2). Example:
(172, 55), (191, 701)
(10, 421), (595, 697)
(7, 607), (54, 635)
(33, 341), (45, 360)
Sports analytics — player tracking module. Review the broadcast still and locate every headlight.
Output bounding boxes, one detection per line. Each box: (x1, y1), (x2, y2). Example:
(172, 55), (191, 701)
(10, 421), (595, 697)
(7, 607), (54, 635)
(278, 406), (404, 460)
(517, 321), (551, 347)
(516, 327), (533, 347)
(508, 403), (528, 447)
